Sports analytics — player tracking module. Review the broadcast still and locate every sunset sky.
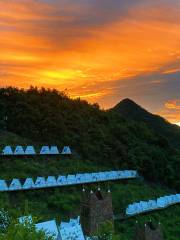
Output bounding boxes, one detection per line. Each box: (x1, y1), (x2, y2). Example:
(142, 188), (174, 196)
(0, 0), (180, 125)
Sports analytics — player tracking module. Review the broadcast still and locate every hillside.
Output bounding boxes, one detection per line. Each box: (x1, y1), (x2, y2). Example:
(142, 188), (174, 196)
(0, 87), (179, 189)
(113, 98), (180, 149)
(0, 87), (179, 239)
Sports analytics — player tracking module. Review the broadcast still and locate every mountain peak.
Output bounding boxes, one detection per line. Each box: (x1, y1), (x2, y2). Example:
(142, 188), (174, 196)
(113, 98), (180, 148)
(113, 98), (147, 115)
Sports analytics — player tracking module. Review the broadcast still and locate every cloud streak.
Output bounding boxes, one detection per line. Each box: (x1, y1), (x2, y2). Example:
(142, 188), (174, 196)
(0, 0), (180, 123)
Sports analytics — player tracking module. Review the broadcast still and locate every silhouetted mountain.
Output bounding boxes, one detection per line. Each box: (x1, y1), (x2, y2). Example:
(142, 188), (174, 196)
(113, 98), (180, 149)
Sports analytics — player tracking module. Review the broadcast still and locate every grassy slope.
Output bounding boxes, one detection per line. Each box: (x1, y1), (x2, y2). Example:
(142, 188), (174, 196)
(0, 180), (179, 239)
(0, 132), (179, 239)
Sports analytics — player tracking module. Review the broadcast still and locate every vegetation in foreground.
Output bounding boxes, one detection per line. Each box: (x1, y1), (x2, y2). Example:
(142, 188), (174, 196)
(0, 87), (179, 239)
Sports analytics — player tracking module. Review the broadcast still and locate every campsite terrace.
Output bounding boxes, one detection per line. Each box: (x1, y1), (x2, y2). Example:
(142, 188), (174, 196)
(1, 145), (72, 155)
(0, 170), (138, 192)
(125, 194), (180, 217)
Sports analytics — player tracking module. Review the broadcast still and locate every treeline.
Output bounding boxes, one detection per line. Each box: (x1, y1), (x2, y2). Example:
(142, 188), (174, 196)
(0, 87), (179, 190)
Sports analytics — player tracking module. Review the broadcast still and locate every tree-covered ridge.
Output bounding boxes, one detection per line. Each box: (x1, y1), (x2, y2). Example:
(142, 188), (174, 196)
(0, 87), (179, 190)
(113, 98), (180, 148)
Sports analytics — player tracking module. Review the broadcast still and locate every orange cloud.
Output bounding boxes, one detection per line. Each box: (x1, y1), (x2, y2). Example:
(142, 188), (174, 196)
(157, 100), (180, 124)
(165, 100), (180, 110)
(0, 0), (180, 123)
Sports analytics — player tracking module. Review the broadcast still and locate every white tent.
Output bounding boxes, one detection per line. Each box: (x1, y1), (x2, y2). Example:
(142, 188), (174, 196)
(107, 171), (116, 180)
(23, 178), (35, 190)
(139, 201), (149, 212)
(116, 171), (123, 179)
(61, 146), (72, 155)
(9, 178), (22, 191)
(36, 220), (60, 240)
(83, 173), (93, 183)
(59, 216), (85, 240)
(92, 173), (100, 181)
(14, 146), (25, 155)
(40, 146), (50, 155)
(157, 197), (167, 208)
(176, 194), (180, 202)
(171, 195), (178, 204)
(126, 204), (137, 215)
(66, 175), (77, 185)
(147, 200), (157, 210)
(57, 176), (67, 186)
(25, 146), (36, 155)
(34, 177), (46, 188)
(46, 176), (57, 187)
(49, 146), (59, 155)
(164, 196), (172, 206)
(91, 173), (98, 182)
(76, 174), (84, 183)
(132, 170), (138, 177)
(19, 215), (33, 225)
(0, 180), (8, 191)
(104, 172), (111, 180)
(110, 171), (119, 179)
(2, 146), (13, 155)
(97, 172), (107, 181)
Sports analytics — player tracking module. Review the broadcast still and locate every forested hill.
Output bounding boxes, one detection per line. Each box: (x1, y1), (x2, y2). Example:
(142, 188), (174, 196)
(113, 98), (180, 149)
(0, 87), (179, 190)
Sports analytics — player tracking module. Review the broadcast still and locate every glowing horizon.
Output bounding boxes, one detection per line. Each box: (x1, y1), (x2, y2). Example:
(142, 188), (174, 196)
(0, 0), (180, 124)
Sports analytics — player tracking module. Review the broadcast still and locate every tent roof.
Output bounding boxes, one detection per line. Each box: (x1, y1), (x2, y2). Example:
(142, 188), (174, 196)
(25, 146), (36, 155)
(36, 220), (59, 238)
(14, 146), (25, 155)
(61, 146), (71, 155)
(49, 146), (59, 154)
(40, 146), (50, 155)
(2, 146), (13, 155)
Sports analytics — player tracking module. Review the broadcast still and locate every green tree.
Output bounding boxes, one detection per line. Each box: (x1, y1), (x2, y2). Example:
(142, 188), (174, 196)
(0, 222), (54, 240)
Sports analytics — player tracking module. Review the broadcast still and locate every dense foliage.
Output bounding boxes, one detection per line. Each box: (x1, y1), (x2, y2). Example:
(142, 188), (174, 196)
(113, 98), (180, 149)
(0, 221), (53, 240)
(0, 87), (179, 239)
(0, 87), (179, 190)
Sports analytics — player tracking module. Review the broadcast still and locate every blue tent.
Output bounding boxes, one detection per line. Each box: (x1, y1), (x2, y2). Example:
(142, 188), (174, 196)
(57, 176), (67, 186)
(23, 178), (35, 190)
(147, 200), (157, 210)
(49, 146), (59, 155)
(14, 146), (25, 155)
(40, 146), (50, 155)
(157, 197), (167, 208)
(34, 177), (46, 188)
(83, 173), (93, 183)
(36, 220), (60, 240)
(46, 176), (57, 187)
(59, 216), (85, 240)
(0, 180), (8, 191)
(2, 146), (13, 155)
(66, 175), (77, 185)
(126, 204), (137, 215)
(9, 178), (22, 191)
(76, 174), (84, 183)
(25, 146), (36, 155)
(61, 146), (72, 155)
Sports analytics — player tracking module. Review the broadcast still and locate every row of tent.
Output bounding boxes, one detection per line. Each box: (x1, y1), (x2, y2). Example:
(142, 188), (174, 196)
(1, 145), (72, 155)
(126, 194), (180, 216)
(19, 216), (85, 240)
(0, 170), (138, 192)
